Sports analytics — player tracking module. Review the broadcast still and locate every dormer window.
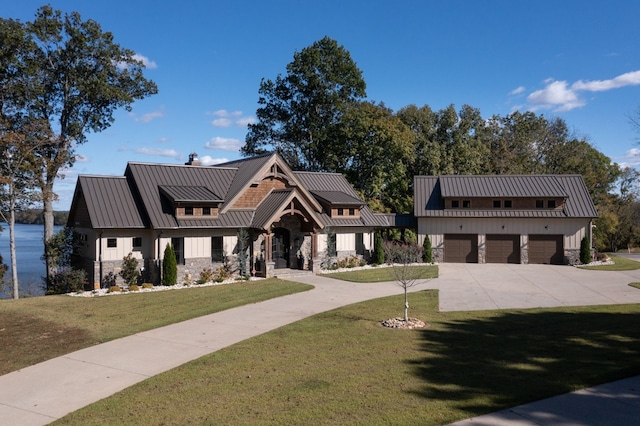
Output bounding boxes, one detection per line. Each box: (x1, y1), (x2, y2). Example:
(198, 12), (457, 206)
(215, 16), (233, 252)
(462, 200), (471, 208)
(338, 208), (344, 216)
(548, 200), (556, 209)
(536, 200), (544, 208)
(452, 200), (460, 208)
(184, 206), (194, 216)
(504, 200), (512, 208)
(203, 207), (211, 215)
(493, 200), (501, 208)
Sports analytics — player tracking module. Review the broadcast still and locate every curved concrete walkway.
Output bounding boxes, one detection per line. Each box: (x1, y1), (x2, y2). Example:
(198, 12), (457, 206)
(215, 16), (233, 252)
(2, 264), (640, 425)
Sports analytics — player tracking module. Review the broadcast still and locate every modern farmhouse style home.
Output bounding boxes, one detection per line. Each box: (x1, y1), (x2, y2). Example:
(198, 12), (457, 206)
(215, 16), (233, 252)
(68, 153), (388, 288)
(414, 174), (598, 265)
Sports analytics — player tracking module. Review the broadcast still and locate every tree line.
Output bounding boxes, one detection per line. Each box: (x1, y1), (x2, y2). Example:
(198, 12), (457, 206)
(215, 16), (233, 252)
(242, 36), (639, 252)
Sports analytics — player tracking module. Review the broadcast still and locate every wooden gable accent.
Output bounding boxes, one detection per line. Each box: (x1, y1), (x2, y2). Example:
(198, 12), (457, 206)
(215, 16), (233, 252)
(231, 176), (290, 209)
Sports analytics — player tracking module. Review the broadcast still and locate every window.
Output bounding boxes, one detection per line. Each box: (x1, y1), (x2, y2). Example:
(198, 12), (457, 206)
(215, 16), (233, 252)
(203, 207), (211, 216)
(132, 237), (142, 249)
(504, 200), (512, 208)
(337, 208), (344, 216)
(536, 200), (544, 208)
(451, 200), (460, 208)
(462, 200), (471, 208)
(107, 238), (117, 248)
(349, 208), (355, 216)
(171, 237), (184, 265)
(211, 236), (224, 262)
(184, 206), (194, 216)
(548, 200), (556, 209)
(493, 200), (501, 208)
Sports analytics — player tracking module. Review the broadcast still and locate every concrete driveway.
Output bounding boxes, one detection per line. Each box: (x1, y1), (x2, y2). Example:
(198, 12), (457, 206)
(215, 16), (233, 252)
(435, 263), (640, 311)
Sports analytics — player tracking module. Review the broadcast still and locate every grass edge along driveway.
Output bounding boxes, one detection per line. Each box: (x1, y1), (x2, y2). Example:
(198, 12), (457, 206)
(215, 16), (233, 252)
(55, 290), (640, 426)
(0, 279), (312, 376)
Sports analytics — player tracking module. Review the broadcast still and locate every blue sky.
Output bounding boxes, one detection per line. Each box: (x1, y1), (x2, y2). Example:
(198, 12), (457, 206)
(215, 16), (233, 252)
(3, 0), (640, 210)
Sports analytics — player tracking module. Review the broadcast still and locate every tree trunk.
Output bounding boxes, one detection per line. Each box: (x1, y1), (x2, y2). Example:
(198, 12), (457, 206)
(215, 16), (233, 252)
(404, 286), (409, 322)
(42, 176), (56, 289)
(9, 186), (19, 299)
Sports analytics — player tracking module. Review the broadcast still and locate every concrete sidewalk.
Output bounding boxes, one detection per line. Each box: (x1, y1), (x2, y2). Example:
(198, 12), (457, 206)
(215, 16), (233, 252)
(2, 264), (640, 425)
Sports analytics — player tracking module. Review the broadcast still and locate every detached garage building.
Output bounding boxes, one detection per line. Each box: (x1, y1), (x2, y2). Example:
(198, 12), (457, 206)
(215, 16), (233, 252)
(414, 175), (598, 265)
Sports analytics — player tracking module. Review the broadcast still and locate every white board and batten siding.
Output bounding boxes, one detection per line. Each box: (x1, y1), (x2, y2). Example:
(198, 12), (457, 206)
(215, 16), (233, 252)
(418, 217), (591, 251)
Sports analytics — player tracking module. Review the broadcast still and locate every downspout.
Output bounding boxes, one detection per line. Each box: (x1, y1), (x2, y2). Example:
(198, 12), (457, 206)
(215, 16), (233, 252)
(157, 230), (163, 285)
(98, 231), (103, 289)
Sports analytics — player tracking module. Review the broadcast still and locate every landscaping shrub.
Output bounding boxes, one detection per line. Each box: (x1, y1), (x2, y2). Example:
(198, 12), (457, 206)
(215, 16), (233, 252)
(120, 252), (140, 287)
(215, 266), (231, 282)
(162, 243), (177, 286)
(580, 236), (591, 264)
(373, 231), (385, 265)
(142, 283), (153, 289)
(48, 268), (87, 294)
(128, 284), (140, 292)
(197, 268), (215, 284)
(108, 285), (121, 293)
(102, 272), (117, 288)
(422, 234), (433, 263)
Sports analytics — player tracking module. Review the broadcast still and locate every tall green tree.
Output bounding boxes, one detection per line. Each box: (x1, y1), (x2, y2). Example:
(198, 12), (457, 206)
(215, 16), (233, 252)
(0, 119), (49, 299)
(162, 244), (177, 286)
(0, 6), (157, 287)
(338, 101), (414, 212)
(243, 36), (366, 171)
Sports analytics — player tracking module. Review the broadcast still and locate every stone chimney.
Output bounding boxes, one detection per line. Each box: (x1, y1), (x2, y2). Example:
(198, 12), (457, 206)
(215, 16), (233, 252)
(185, 152), (201, 166)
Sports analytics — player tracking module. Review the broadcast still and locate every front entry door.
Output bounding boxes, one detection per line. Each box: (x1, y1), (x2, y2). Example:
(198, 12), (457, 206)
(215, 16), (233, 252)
(272, 228), (290, 269)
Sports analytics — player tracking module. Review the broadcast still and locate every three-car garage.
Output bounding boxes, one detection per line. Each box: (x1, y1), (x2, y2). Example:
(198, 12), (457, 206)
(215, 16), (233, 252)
(443, 234), (565, 265)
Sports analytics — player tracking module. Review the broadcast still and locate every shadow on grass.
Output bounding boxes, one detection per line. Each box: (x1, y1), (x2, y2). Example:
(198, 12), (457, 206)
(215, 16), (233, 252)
(408, 308), (640, 415)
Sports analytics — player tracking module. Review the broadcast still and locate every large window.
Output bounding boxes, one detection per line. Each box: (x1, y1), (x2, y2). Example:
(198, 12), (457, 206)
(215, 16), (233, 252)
(171, 237), (184, 265)
(211, 236), (224, 262)
(132, 237), (142, 250)
(107, 238), (117, 248)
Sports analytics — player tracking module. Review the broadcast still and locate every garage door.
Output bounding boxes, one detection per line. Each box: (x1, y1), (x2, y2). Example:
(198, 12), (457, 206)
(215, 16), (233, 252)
(528, 235), (564, 264)
(486, 234), (520, 264)
(444, 234), (478, 263)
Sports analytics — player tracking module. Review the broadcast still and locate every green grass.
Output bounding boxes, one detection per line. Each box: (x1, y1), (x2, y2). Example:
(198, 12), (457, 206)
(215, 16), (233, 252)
(629, 283), (640, 290)
(0, 279), (311, 375)
(55, 292), (640, 426)
(321, 264), (438, 282)
(580, 254), (640, 271)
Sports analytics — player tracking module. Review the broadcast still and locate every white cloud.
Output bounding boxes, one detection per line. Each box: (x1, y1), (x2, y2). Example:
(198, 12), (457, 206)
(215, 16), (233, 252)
(75, 154), (89, 163)
(509, 86), (526, 96)
(130, 108), (165, 123)
(527, 80), (586, 112)
(199, 155), (229, 166)
(205, 136), (243, 151)
(212, 118), (232, 128)
(132, 54), (158, 69)
(134, 147), (182, 160)
(208, 109), (255, 128)
(116, 53), (157, 70)
(572, 70), (640, 92)
(521, 69), (640, 113)
(235, 116), (256, 127)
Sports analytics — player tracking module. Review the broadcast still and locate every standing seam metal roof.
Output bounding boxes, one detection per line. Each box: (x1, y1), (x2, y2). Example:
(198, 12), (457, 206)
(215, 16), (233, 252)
(414, 174), (597, 218)
(75, 176), (146, 228)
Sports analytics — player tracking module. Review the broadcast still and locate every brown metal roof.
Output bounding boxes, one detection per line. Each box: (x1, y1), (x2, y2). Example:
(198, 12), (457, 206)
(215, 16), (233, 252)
(159, 185), (223, 203)
(414, 174), (597, 219)
(72, 176), (146, 229)
(251, 190), (294, 229)
(439, 175), (568, 198)
(175, 210), (254, 228)
(310, 190), (364, 206)
(125, 162), (237, 229)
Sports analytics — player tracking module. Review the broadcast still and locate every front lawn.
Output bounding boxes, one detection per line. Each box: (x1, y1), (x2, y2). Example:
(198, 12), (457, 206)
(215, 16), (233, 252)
(581, 254), (640, 271)
(55, 291), (640, 425)
(0, 279), (312, 375)
(321, 264), (438, 282)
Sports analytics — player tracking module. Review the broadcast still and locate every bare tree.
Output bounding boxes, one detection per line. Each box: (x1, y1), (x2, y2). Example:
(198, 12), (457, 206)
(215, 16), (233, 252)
(383, 241), (424, 322)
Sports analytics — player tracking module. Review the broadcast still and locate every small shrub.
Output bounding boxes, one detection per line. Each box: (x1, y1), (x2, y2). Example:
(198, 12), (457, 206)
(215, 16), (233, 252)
(120, 252), (140, 286)
(142, 283), (154, 289)
(422, 234), (433, 263)
(580, 236), (591, 264)
(128, 284), (140, 292)
(197, 268), (215, 284)
(102, 272), (117, 288)
(48, 268), (87, 294)
(108, 285), (122, 293)
(162, 244), (177, 286)
(215, 266), (231, 282)
(373, 231), (385, 265)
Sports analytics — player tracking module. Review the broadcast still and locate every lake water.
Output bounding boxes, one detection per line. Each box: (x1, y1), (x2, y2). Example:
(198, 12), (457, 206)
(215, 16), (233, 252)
(0, 223), (63, 298)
